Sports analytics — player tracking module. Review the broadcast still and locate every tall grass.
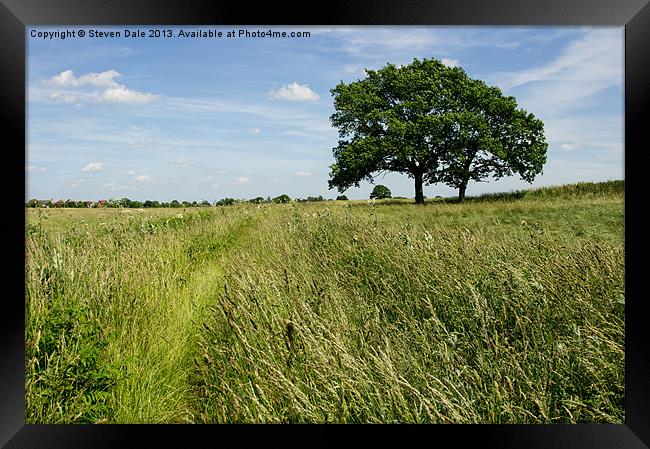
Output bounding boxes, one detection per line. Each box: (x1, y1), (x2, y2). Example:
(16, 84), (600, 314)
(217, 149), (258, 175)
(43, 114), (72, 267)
(466, 179), (625, 203)
(193, 197), (624, 423)
(25, 181), (624, 423)
(25, 209), (255, 423)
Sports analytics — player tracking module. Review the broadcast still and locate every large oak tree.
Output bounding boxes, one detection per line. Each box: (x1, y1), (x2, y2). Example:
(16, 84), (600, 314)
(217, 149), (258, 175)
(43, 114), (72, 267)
(440, 76), (548, 202)
(328, 58), (548, 203)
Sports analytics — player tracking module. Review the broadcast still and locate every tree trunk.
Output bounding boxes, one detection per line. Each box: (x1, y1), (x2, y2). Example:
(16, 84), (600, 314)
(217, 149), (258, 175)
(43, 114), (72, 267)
(458, 182), (467, 203)
(459, 148), (476, 203)
(414, 171), (424, 205)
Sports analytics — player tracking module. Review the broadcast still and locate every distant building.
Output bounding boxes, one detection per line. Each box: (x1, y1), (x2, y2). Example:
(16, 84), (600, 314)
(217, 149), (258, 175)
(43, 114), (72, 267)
(96, 200), (107, 208)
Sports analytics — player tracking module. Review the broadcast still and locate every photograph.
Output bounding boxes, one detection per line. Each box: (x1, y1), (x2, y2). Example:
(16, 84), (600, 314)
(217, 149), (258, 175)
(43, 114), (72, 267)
(24, 25), (625, 425)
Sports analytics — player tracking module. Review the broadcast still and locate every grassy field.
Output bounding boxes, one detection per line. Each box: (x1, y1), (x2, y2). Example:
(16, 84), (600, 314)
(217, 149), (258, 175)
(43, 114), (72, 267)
(25, 180), (624, 423)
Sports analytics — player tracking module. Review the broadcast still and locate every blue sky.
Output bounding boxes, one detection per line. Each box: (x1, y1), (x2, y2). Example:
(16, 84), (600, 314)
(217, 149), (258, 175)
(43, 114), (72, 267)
(26, 26), (624, 201)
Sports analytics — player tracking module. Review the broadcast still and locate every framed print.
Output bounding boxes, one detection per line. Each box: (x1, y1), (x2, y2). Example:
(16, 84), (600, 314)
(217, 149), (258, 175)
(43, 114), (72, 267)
(2, 0), (649, 447)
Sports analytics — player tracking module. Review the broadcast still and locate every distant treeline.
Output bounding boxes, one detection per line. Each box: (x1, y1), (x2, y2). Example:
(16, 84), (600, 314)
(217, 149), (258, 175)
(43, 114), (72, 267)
(26, 194), (349, 208)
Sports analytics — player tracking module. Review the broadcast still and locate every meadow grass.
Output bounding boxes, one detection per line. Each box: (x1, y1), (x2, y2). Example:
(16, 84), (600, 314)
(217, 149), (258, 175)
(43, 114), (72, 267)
(25, 180), (624, 423)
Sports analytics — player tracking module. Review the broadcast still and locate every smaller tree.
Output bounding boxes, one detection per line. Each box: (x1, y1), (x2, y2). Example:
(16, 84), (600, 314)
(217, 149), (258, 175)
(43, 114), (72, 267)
(440, 79), (548, 203)
(216, 198), (237, 206)
(272, 194), (291, 204)
(370, 185), (391, 200)
(336, 195), (348, 201)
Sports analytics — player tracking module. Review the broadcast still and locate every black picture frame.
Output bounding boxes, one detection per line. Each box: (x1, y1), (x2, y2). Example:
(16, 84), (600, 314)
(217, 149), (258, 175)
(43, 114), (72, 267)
(3, 0), (649, 447)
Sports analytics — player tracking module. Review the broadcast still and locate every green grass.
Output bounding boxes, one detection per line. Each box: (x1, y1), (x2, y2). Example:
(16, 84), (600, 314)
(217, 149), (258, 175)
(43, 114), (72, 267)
(25, 180), (625, 423)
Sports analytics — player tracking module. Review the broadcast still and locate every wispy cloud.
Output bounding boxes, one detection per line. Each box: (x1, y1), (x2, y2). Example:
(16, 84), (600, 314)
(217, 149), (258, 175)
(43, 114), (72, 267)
(269, 82), (319, 101)
(316, 27), (520, 57)
(26, 164), (47, 173)
(81, 162), (105, 172)
(134, 174), (152, 183)
(249, 127), (261, 134)
(493, 29), (622, 102)
(171, 158), (191, 167)
(128, 138), (158, 150)
(235, 176), (250, 184)
(49, 91), (78, 103)
(103, 181), (126, 191)
(295, 171), (311, 177)
(343, 64), (362, 74)
(560, 143), (583, 151)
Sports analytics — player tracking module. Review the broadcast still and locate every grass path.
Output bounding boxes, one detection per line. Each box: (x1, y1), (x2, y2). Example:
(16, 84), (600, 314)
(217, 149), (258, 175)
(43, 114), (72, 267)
(102, 212), (258, 423)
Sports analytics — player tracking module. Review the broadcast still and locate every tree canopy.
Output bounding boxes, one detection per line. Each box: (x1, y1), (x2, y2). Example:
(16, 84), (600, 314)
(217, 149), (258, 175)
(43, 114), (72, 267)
(370, 185), (392, 199)
(328, 58), (548, 203)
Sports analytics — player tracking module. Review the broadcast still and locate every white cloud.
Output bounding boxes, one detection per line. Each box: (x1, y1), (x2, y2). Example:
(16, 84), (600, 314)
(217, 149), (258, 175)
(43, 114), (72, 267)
(212, 183), (220, 189)
(78, 70), (122, 87)
(249, 128), (261, 134)
(26, 164), (47, 173)
(560, 143), (583, 151)
(441, 58), (460, 68)
(295, 171), (311, 177)
(269, 82), (319, 101)
(82, 162), (105, 172)
(47, 70), (78, 87)
(126, 170), (136, 175)
(47, 69), (121, 88)
(44, 69), (158, 105)
(235, 176), (250, 184)
(134, 174), (152, 183)
(102, 86), (158, 103)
